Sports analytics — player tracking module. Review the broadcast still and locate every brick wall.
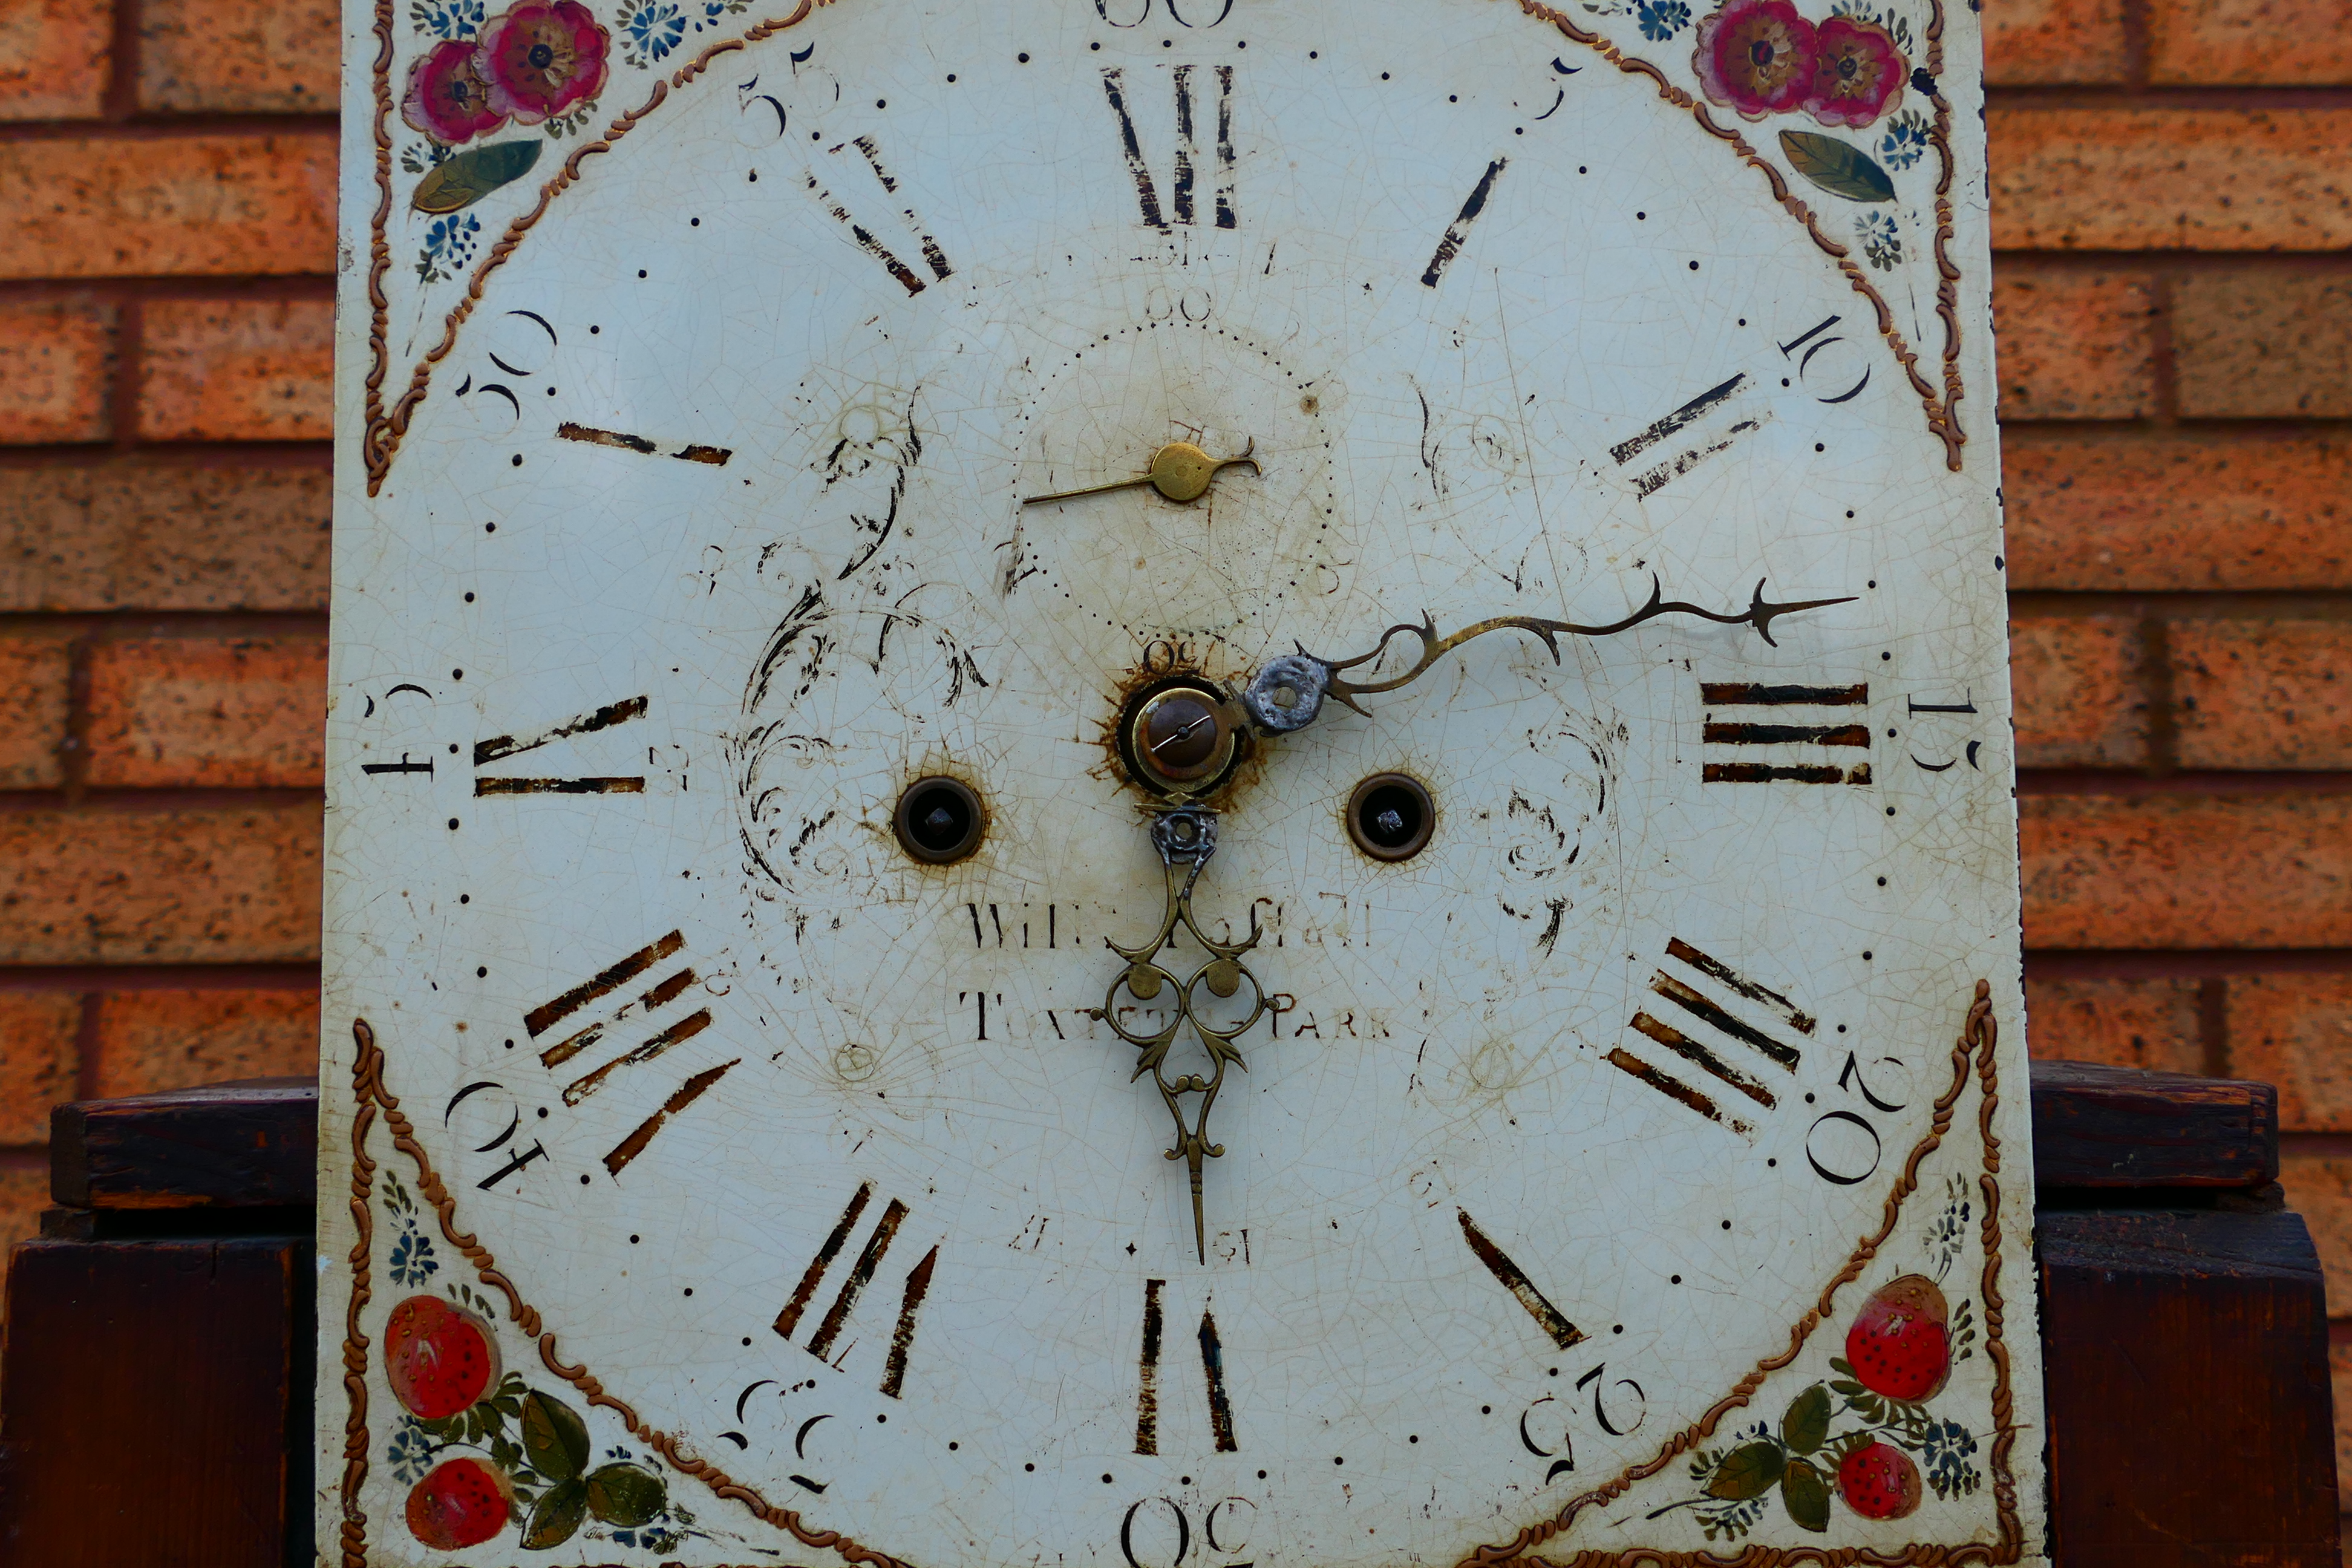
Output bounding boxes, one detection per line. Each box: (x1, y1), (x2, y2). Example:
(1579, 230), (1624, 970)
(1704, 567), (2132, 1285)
(2, 0), (2349, 1515)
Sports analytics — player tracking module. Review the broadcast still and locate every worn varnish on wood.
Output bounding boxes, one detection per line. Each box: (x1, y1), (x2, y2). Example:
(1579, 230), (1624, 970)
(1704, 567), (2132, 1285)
(2029, 1059), (2278, 1189)
(1, 1079), (315, 1568)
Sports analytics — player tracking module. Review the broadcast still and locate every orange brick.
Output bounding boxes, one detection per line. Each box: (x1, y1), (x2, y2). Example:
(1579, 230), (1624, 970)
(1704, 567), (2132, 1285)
(2020, 793), (2352, 949)
(2010, 614), (2148, 768)
(0, 992), (79, 1145)
(0, 805), (321, 964)
(1985, 0), (2129, 83)
(85, 635), (327, 788)
(0, 0), (109, 121)
(2149, 0), (2352, 83)
(139, 0), (339, 113)
(2172, 619), (2352, 770)
(2173, 272), (2352, 419)
(2002, 433), (2352, 591)
(2227, 974), (2352, 1132)
(0, 300), (114, 445)
(1989, 108), (2352, 251)
(0, 134), (336, 281)
(0, 631), (73, 789)
(2281, 1152), (2352, 1315)
(0, 463), (330, 612)
(2024, 975), (2204, 1073)
(1991, 271), (2155, 420)
(137, 300), (332, 442)
(93, 989), (318, 1099)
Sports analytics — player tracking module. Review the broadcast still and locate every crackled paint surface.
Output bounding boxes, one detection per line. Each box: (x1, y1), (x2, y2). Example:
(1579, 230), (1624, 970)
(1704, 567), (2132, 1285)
(321, 0), (2046, 1563)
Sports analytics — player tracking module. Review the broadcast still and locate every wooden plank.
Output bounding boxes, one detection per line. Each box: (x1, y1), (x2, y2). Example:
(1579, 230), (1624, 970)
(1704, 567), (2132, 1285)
(2040, 1207), (2338, 1567)
(2029, 1059), (2277, 1188)
(50, 1077), (318, 1210)
(0, 1236), (307, 1567)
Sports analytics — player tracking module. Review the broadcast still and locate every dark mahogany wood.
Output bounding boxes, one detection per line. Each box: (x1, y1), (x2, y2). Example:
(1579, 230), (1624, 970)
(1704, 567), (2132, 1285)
(50, 1076), (318, 1210)
(2030, 1059), (2279, 1189)
(2040, 1207), (2337, 1568)
(0, 1234), (312, 1568)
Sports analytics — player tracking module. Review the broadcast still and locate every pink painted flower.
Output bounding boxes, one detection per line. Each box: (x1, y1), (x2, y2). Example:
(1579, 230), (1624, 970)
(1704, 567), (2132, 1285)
(1805, 15), (1906, 128)
(402, 38), (505, 145)
(1693, 0), (1818, 119)
(476, 0), (609, 125)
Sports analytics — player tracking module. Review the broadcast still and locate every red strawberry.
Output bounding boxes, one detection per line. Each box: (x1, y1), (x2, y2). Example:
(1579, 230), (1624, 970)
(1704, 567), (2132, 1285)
(1844, 1274), (1950, 1402)
(1837, 1440), (1922, 1520)
(406, 1455), (514, 1548)
(385, 1295), (501, 1419)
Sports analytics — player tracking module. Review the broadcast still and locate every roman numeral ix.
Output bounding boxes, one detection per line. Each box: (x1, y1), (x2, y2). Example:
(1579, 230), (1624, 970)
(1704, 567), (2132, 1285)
(775, 1183), (939, 1399)
(1102, 65), (1236, 230)
(1701, 681), (1872, 786)
(1606, 938), (1814, 1138)
(525, 930), (734, 1177)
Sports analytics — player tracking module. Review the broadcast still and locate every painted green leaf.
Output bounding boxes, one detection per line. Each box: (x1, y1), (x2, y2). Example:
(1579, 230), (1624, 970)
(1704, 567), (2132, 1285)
(1706, 1441), (1786, 1501)
(585, 1462), (666, 1527)
(1779, 129), (1896, 204)
(521, 1478), (588, 1549)
(413, 140), (544, 215)
(520, 1391), (590, 1482)
(1782, 1383), (1833, 1454)
(1782, 1459), (1832, 1532)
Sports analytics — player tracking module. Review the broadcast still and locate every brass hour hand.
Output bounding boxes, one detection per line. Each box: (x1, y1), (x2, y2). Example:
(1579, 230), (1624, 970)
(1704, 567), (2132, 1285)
(1023, 439), (1260, 507)
(1241, 576), (1857, 734)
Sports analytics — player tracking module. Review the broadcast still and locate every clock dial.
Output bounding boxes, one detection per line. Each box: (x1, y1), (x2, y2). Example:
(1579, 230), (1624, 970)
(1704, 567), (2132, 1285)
(324, 0), (2042, 1564)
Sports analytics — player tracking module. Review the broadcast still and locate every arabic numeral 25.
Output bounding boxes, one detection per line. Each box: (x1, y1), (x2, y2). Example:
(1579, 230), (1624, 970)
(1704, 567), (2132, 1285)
(1805, 1051), (1908, 1186)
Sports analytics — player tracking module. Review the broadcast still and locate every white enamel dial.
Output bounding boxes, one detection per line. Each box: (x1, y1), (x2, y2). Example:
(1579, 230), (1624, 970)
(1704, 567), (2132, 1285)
(323, 0), (2042, 1563)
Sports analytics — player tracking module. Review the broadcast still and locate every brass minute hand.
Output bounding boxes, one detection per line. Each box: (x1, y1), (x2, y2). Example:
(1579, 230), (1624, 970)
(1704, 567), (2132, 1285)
(1024, 439), (1260, 506)
(1239, 576), (1856, 733)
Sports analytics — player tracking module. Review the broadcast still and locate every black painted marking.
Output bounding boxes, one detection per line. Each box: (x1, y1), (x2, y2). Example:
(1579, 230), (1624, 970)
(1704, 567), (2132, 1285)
(556, 422), (731, 463)
(1702, 722), (1870, 748)
(851, 136), (952, 282)
(477, 694), (649, 767)
(524, 927), (681, 1039)
(1665, 936), (1816, 1035)
(476, 1138), (549, 1190)
(601, 1058), (736, 1177)
(1421, 158), (1508, 287)
(561, 1008), (713, 1106)
(1701, 682), (1867, 707)
(1610, 374), (1744, 466)
(776, 1183), (873, 1341)
(1198, 1309), (1238, 1452)
(880, 1244), (938, 1399)
(1135, 1277), (1165, 1455)
(806, 1197), (909, 1359)
(1459, 1209), (1584, 1350)
(1100, 69), (1165, 228)
(1702, 761), (1872, 785)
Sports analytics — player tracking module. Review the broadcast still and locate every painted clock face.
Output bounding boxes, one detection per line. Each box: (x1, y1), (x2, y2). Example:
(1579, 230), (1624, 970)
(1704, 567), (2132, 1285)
(322, 1), (2045, 1565)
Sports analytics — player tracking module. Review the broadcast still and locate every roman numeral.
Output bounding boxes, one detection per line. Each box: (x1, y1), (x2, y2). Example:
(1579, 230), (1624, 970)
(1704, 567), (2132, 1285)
(474, 693), (648, 795)
(1606, 938), (1814, 1138)
(1420, 157), (1507, 287)
(774, 1183), (939, 1398)
(1700, 681), (1872, 785)
(806, 135), (954, 295)
(1610, 374), (1766, 500)
(1101, 65), (1236, 230)
(1459, 1209), (1584, 1351)
(1134, 1278), (1240, 1454)
(523, 932), (730, 1177)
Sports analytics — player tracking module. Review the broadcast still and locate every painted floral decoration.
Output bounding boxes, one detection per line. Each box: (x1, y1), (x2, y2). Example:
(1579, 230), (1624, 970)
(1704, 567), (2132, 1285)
(1857, 210), (1903, 269)
(1636, 0), (1694, 41)
(479, 0), (611, 123)
(402, 38), (505, 145)
(1878, 108), (1930, 170)
(1693, 0), (1818, 119)
(616, 0), (687, 66)
(1806, 14), (1905, 126)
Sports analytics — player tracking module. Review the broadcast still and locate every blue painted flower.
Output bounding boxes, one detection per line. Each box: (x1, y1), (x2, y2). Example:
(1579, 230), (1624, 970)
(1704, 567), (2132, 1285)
(618, 0), (685, 65)
(409, 0), (486, 39)
(1857, 210), (1902, 270)
(1880, 110), (1930, 171)
(387, 1419), (437, 1484)
(416, 213), (483, 284)
(1921, 1417), (1982, 1499)
(1636, 0), (1691, 38)
(387, 1223), (439, 1285)
(690, 0), (750, 30)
